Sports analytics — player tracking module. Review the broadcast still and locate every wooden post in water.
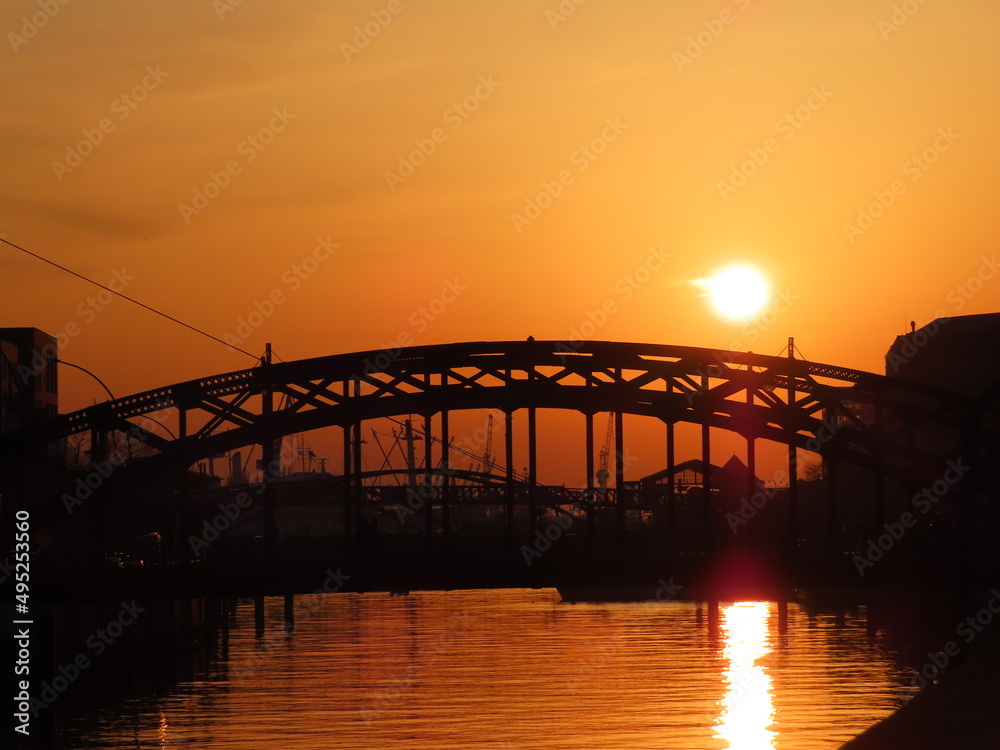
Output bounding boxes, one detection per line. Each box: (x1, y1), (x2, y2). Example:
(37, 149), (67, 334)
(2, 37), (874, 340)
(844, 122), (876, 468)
(708, 599), (720, 640)
(284, 594), (294, 632)
(221, 598), (230, 651)
(254, 594), (265, 636)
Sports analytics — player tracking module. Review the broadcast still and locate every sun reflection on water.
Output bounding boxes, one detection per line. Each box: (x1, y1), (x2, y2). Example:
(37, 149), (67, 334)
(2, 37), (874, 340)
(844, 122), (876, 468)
(715, 602), (776, 749)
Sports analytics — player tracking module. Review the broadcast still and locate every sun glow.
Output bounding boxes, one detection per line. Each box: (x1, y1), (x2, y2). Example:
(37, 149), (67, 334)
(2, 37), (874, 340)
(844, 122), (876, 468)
(715, 601), (776, 749)
(704, 266), (770, 320)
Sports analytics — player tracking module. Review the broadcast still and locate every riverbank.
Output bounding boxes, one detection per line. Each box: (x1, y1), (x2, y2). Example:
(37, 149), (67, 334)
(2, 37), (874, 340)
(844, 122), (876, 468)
(841, 633), (1000, 749)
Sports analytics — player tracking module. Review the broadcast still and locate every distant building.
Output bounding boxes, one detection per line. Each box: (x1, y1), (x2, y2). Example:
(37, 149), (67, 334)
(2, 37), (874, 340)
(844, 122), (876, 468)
(0, 327), (58, 434)
(886, 313), (1000, 398)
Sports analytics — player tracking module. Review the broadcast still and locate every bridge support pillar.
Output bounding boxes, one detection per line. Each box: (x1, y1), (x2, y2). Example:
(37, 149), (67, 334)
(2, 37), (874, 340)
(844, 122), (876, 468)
(826, 459), (838, 559)
(504, 410), (514, 541)
(701, 421), (713, 556)
(787, 446), (799, 559)
(175, 410), (188, 559)
(873, 467), (885, 532)
(528, 406), (538, 535)
(352, 416), (363, 548)
(261, 371), (278, 554)
(262, 434), (278, 551)
(666, 414), (676, 554)
(585, 411), (595, 550)
(786, 360), (799, 560)
(746, 432), (757, 552)
(424, 412), (434, 549)
(342, 421), (352, 546)
(441, 408), (451, 550)
(614, 410), (625, 551)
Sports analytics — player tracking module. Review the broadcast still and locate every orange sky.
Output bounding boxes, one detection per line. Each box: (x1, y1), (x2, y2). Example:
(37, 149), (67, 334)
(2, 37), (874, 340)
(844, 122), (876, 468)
(2, 0), (999, 481)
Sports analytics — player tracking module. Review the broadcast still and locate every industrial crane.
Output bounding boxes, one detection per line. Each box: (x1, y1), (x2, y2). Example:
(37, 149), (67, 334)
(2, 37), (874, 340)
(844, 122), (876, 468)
(597, 413), (614, 488)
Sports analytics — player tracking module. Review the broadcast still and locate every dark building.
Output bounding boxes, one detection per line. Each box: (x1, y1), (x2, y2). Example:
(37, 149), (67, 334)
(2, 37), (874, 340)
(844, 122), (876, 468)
(886, 312), (1000, 399)
(0, 327), (58, 433)
(1, 327), (59, 519)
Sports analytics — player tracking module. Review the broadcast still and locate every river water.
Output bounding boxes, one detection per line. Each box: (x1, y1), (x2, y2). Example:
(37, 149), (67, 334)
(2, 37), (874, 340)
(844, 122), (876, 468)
(53, 589), (917, 749)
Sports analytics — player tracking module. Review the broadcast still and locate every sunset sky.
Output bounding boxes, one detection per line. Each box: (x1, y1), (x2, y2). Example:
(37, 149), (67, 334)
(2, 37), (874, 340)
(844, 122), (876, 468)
(2, 0), (999, 479)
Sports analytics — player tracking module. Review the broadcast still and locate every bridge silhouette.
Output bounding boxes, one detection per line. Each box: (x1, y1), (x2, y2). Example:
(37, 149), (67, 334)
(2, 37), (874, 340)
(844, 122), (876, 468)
(5, 339), (991, 600)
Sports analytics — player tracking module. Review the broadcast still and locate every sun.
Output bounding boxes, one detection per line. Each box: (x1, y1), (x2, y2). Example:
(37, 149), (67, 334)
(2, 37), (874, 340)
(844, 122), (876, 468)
(705, 266), (769, 319)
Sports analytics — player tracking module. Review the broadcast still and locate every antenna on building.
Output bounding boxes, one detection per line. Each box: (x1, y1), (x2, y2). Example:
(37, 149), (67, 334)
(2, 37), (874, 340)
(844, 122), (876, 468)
(910, 320), (916, 333)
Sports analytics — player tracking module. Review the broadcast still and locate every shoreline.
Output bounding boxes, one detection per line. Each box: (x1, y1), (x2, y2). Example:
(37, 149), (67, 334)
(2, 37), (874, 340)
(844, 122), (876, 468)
(841, 633), (1000, 748)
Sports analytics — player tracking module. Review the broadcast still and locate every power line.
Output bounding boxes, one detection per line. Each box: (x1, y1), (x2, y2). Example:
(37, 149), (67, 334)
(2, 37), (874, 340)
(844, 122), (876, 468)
(1, 236), (260, 361)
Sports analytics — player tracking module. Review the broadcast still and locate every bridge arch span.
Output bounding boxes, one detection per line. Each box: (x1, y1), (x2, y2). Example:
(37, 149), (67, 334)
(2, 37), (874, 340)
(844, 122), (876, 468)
(10, 340), (967, 490)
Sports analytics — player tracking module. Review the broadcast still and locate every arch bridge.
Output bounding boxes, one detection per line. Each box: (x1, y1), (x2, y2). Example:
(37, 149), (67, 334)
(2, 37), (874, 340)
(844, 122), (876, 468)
(5, 340), (975, 561)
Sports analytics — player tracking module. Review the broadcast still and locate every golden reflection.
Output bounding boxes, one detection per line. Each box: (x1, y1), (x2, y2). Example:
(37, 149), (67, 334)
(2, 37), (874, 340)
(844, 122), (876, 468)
(714, 602), (776, 749)
(157, 713), (168, 746)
